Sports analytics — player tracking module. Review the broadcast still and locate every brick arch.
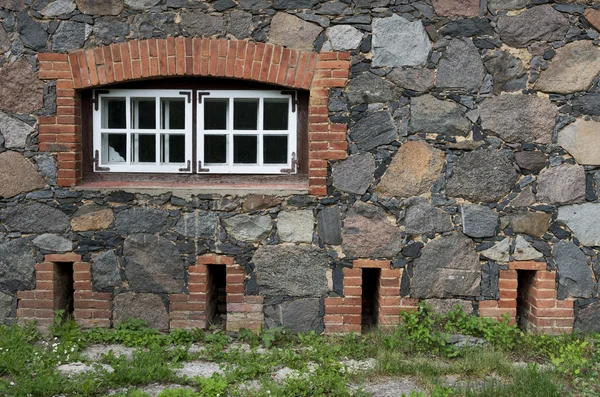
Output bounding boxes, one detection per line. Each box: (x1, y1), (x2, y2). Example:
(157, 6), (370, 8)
(37, 37), (351, 195)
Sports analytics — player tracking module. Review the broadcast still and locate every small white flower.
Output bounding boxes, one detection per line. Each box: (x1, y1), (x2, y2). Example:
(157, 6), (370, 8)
(9, 382), (15, 386)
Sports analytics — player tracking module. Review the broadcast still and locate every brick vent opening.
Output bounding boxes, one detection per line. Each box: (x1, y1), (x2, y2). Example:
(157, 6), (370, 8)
(53, 262), (75, 320)
(517, 270), (536, 331)
(206, 264), (227, 328)
(479, 261), (575, 334)
(17, 253), (111, 330)
(169, 254), (264, 332)
(361, 268), (380, 329)
(324, 259), (418, 334)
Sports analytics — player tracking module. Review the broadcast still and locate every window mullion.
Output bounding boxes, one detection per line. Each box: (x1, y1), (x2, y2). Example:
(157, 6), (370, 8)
(227, 96), (234, 172)
(257, 97), (264, 167)
(125, 95), (132, 164)
(156, 97), (161, 166)
(289, 96), (296, 171)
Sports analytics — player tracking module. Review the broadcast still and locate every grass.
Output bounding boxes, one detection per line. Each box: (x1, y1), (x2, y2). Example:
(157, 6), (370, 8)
(0, 305), (598, 397)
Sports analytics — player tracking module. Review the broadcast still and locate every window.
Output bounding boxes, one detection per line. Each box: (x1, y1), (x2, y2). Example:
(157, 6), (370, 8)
(92, 89), (298, 175)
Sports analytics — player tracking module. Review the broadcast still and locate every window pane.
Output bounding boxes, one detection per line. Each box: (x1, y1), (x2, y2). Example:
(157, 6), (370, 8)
(131, 98), (156, 129)
(264, 136), (288, 164)
(133, 134), (156, 163)
(102, 133), (126, 163)
(162, 98), (186, 130)
(161, 134), (185, 163)
(101, 97), (126, 129)
(204, 135), (227, 164)
(204, 99), (228, 130)
(234, 135), (257, 164)
(264, 99), (289, 130)
(234, 99), (258, 130)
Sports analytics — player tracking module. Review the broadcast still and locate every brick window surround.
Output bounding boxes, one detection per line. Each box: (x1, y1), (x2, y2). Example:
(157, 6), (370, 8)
(36, 38), (351, 196)
(479, 261), (574, 334)
(324, 260), (419, 334)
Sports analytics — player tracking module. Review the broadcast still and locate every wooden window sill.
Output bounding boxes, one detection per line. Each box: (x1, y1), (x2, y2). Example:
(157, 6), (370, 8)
(75, 173), (309, 197)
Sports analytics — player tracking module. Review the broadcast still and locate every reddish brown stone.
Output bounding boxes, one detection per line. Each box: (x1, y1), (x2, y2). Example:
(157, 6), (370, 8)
(0, 151), (45, 198)
(342, 202), (402, 258)
(0, 25), (10, 53)
(432, 0), (480, 17)
(75, 0), (123, 15)
(242, 194), (282, 212)
(71, 205), (114, 231)
(377, 141), (445, 198)
(585, 8), (600, 31)
(0, 58), (44, 114)
(0, 0), (25, 11)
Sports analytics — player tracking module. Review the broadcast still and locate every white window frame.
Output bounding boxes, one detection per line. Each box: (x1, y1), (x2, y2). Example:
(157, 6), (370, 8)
(92, 89), (297, 175)
(198, 90), (297, 174)
(93, 89), (193, 173)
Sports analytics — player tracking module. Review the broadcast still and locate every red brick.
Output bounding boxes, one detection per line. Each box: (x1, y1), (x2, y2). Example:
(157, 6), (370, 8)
(499, 279), (518, 290)
(343, 268), (361, 277)
(226, 284), (244, 294)
(324, 314), (343, 324)
(45, 253), (82, 263)
(324, 297), (343, 306)
(343, 277), (362, 287)
(353, 259), (390, 269)
(343, 286), (362, 297)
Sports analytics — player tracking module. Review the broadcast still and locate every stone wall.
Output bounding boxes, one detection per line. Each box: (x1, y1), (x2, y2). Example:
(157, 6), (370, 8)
(1, 0), (600, 333)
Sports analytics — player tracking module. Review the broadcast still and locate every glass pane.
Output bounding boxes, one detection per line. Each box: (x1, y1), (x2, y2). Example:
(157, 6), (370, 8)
(204, 135), (227, 164)
(234, 135), (257, 164)
(264, 136), (288, 164)
(133, 134), (156, 163)
(264, 99), (289, 130)
(101, 133), (126, 163)
(234, 98), (258, 130)
(161, 134), (185, 163)
(204, 99), (228, 130)
(101, 97), (126, 129)
(162, 98), (186, 130)
(131, 98), (156, 129)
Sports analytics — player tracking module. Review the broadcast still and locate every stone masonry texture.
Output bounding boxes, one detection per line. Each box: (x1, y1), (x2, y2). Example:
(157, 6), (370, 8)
(0, 0), (599, 333)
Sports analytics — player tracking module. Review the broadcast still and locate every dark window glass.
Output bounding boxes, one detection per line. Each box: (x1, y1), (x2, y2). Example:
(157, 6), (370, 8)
(204, 135), (227, 164)
(264, 136), (288, 164)
(204, 99), (228, 130)
(103, 98), (126, 129)
(161, 134), (185, 163)
(132, 98), (156, 129)
(234, 135), (257, 164)
(169, 134), (185, 163)
(234, 99), (258, 130)
(162, 98), (185, 130)
(104, 133), (126, 163)
(135, 134), (156, 163)
(264, 99), (288, 130)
